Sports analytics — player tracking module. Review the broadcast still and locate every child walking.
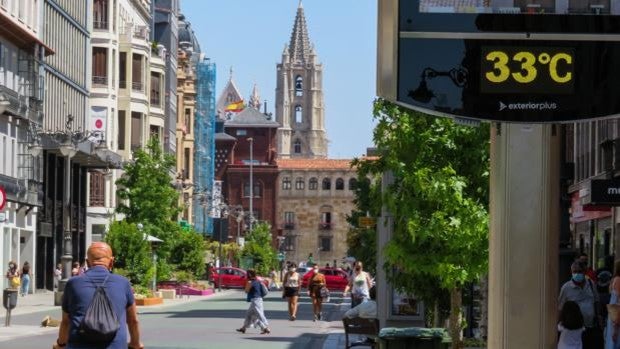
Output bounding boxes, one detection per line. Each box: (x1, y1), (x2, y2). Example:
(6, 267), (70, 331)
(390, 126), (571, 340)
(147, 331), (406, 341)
(558, 300), (585, 349)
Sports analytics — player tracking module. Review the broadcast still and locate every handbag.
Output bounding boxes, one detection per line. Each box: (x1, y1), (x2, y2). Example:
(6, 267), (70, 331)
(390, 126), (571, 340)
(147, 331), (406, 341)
(608, 303), (620, 324)
(320, 286), (330, 302)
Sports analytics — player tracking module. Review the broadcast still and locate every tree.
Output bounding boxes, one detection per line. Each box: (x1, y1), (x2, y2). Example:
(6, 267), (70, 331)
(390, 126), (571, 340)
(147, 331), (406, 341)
(115, 137), (180, 226)
(105, 220), (154, 287)
(359, 99), (489, 348)
(346, 175), (381, 275)
(241, 222), (277, 276)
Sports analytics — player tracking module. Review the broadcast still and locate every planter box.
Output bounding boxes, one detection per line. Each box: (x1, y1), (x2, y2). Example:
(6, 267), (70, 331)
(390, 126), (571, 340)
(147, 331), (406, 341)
(159, 289), (176, 299)
(135, 297), (163, 306)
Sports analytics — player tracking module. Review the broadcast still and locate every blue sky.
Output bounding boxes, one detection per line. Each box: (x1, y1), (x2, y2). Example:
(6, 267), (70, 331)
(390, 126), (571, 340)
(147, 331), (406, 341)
(182, 0), (378, 159)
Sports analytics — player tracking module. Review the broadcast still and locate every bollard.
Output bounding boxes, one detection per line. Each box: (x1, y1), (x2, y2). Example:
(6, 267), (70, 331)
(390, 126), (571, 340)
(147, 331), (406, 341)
(3, 288), (18, 327)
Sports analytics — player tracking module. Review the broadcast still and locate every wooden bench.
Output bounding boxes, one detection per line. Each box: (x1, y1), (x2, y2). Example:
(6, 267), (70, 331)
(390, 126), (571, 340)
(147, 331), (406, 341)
(342, 317), (380, 349)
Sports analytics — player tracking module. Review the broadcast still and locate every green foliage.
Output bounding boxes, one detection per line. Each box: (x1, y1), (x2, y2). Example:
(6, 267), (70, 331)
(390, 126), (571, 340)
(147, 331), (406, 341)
(132, 284), (152, 298)
(346, 175), (381, 275)
(241, 222), (277, 275)
(359, 99), (490, 335)
(115, 137), (180, 226)
(174, 270), (194, 284)
(169, 229), (206, 279)
(105, 221), (154, 287)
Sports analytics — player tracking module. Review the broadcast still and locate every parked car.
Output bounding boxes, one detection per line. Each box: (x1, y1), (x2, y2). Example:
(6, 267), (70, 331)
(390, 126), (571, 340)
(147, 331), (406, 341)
(209, 267), (269, 289)
(301, 268), (349, 291)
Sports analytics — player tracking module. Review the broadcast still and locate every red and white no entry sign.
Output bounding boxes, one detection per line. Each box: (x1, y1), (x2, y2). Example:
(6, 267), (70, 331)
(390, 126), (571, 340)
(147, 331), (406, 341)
(0, 185), (6, 210)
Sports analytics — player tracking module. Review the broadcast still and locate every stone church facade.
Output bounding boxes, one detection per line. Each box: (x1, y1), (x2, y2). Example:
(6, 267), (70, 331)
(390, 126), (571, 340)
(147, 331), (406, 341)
(275, 3), (358, 267)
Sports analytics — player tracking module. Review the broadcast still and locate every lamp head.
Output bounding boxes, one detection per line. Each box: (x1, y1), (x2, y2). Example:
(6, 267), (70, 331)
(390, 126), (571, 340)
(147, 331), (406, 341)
(408, 80), (435, 104)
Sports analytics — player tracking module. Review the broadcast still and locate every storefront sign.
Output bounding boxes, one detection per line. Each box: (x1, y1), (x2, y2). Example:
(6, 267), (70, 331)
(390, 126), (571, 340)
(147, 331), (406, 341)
(591, 179), (620, 205)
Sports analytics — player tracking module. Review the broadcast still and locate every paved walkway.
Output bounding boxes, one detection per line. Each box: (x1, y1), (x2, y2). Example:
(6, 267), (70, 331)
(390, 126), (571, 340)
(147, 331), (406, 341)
(0, 289), (350, 348)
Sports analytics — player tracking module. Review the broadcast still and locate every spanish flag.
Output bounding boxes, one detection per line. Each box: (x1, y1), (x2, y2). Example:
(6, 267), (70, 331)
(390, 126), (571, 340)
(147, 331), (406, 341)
(225, 100), (244, 112)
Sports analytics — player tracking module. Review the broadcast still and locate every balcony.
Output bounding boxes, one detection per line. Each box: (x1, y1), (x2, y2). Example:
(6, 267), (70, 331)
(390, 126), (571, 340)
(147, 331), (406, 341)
(133, 25), (148, 40)
(318, 222), (332, 230)
(93, 21), (108, 30)
(132, 81), (144, 92)
(92, 76), (108, 88)
(283, 222), (295, 230)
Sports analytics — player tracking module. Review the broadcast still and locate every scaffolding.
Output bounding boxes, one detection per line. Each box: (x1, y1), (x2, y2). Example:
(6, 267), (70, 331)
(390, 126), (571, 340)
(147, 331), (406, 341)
(193, 58), (216, 235)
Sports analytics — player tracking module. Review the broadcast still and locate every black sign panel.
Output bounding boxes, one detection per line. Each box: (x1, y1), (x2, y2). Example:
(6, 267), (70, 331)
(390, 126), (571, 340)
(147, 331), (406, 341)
(398, 38), (620, 122)
(590, 179), (620, 205)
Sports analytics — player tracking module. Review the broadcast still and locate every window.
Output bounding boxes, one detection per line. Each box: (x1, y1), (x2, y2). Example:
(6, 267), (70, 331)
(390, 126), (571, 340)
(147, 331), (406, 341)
(335, 178), (344, 190)
(295, 177), (305, 190)
(236, 129), (247, 136)
(309, 177), (318, 190)
(92, 47), (107, 86)
(295, 75), (303, 96)
(320, 237), (332, 252)
(284, 235), (296, 251)
(320, 211), (332, 224)
(293, 139), (302, 154)
(295, 106), (302, 123)
(89, 171), (105, 207)
(243, 182), (261, 197)
(185, 108), (191, 134)
(284, 211), (295, 230)
(93, 0), (108, 29)
(117, 111), (125, 150)
(282, 177), (291, 190)
(184, 148), (190, 180)
(348, 178), (358, 190)
(119, 52), (127, 88)
(131, 53), (143, 91)
(130, 112), (142, 150)
(322, 178), (331, 190)
(150, 72), (161, 106)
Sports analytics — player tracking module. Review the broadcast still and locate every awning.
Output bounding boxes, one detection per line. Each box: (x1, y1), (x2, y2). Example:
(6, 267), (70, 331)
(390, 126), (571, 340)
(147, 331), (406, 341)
(0, 13), (54, 56)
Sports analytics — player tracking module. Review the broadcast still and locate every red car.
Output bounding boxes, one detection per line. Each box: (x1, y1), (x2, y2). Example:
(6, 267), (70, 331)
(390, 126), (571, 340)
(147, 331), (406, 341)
(301, 268), (349, 291)
(210, 267), (269, 289)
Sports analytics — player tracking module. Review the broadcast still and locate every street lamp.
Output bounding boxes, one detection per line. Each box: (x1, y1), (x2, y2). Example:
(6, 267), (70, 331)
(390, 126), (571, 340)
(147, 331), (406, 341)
(248, 137), (254, 232)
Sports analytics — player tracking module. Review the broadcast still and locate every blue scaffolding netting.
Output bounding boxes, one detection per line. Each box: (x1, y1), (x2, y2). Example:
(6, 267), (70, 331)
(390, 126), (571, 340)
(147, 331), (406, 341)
(193, 58), (216, 235)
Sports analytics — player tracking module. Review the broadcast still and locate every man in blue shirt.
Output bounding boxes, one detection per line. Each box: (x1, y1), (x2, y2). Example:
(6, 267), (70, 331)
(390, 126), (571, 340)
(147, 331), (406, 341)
(53, 242), (143, 349)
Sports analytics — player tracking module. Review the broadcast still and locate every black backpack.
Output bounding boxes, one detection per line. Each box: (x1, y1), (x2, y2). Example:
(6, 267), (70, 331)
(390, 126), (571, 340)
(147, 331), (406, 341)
(78, 273), (120, 343)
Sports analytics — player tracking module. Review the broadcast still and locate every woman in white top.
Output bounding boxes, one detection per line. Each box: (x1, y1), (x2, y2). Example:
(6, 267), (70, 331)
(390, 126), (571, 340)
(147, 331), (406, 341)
(282, 263), (301, 321)
(344, 261), (373, 308)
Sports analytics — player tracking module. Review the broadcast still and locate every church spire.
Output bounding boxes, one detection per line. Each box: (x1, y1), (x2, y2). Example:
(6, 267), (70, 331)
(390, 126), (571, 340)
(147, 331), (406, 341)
(249, 84), (261, 110)
(288, 2), (312, 64)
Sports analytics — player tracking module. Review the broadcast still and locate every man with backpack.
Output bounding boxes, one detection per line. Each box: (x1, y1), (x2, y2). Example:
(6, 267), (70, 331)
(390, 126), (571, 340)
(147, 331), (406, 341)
(53, 242), (144, 349)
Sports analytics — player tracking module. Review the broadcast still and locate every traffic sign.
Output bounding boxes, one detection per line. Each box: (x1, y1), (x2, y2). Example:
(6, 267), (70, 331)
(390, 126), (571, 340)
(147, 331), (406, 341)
(358, 217), (376, 228)
(0, 185), (5, 211)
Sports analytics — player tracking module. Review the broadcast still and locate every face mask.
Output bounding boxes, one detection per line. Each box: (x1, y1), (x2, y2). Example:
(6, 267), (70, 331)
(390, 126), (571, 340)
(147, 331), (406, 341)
(313, 268), (318, 273)
(572, 273), (585, 283)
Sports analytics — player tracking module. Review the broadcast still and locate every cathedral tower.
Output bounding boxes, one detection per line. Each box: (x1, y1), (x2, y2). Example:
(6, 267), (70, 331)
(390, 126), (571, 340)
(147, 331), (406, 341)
(276, 1), (327, 159)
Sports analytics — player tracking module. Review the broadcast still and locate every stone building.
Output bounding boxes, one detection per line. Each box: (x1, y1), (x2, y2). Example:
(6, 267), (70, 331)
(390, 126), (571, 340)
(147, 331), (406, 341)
(276, 159), (357, 266)
(274, 2), (358, 266)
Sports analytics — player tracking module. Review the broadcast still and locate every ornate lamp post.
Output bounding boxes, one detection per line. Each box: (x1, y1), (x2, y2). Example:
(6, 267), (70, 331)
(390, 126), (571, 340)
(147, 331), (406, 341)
(248, 137), (254, 231)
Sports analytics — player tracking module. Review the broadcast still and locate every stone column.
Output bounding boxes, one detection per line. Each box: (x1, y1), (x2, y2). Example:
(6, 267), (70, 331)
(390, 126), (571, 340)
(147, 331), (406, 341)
(488, 123), (560, 348)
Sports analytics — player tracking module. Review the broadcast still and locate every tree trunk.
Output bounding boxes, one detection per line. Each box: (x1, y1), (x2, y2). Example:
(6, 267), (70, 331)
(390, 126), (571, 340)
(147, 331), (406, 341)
(449, 286), (463, 349)
(434, 301), (440, 327)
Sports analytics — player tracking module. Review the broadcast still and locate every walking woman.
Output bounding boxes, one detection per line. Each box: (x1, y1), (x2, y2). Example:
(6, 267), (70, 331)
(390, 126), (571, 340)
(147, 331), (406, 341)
(20, 261), (30, 296)
(282, 263), (301, 321)
(237, 269), (271, 334)
(605, 259), (620, 349)
(308, 265), (326, 321)
(344, 261), (373, 308)
(6, 260), (20, 289)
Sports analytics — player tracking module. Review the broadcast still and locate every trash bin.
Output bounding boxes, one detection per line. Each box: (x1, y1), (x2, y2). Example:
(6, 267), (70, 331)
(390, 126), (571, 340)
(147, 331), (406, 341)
(379, 327), (451, 349)
(3, 288), (17, 310)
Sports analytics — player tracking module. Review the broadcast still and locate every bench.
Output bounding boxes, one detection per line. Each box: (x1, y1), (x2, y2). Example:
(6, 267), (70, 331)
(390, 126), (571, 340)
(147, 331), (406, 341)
(342, 317), (380, 349)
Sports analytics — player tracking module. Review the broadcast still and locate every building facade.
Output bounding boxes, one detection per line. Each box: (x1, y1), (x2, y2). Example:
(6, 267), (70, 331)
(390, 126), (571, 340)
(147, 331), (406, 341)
(0, 0), (47, 291)
(276, 159), (357, 266)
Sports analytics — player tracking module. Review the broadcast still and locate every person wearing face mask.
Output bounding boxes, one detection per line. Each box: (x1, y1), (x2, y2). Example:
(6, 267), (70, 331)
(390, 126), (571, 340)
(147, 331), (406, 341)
(559, 260), (603, 349)
(6, 260), (20, 289)
(343, 261), (373, 308)
(282, 263), (301, 321)
(308, 265), (326, 321)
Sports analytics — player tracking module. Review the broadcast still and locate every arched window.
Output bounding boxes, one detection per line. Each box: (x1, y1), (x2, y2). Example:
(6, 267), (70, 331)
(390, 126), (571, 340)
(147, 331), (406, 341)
(348, 178), (358, 190)
(335, 178), (344, 190)
(322, 178), (331, 190)
(295, 75), (303, 96)
(309, 177), (318, 190)
(295, 105), (302, 123)
(293, 139), (302, 154)
(282, 177), (291, 190)
(295, 177), (305, 190)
